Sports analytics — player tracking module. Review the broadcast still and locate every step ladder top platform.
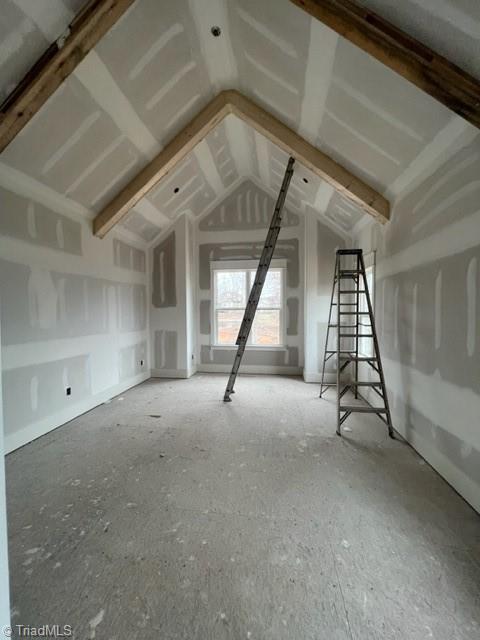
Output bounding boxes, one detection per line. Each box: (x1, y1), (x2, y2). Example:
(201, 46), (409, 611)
(337, 249), (363, 255)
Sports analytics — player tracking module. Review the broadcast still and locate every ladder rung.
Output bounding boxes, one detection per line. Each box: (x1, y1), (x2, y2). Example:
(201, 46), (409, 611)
(339, 270), (360, 275)
(340, 356), (377, 361)
(340, 405), (387, 414)
(338, 290), (366, 294)
(326, 350), (356, 354)
(332, 302), (357, 306)
(345, 382), (383, 387)
(339, 312), (370, 315)
(329, 324), (357, 328)
(339, 333), (373, 337)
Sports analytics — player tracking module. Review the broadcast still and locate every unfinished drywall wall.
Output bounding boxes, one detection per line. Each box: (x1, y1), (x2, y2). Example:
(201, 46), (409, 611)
(150, 215), (195, 378)
(0, 319), (10, 628)
(304, 209), (347, 382)
(354, 131), (480, 513)
(0, 184), (149, 452)
(196, 179), (304, 374)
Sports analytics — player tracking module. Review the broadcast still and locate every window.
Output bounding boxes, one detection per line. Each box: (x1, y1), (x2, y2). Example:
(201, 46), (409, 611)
(359, 261), (374, 357)
(212, 262), (285, 347)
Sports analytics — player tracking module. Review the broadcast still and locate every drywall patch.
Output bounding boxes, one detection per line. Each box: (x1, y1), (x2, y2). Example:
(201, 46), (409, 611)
(3, 356), (91, 437)
(199, 300), (211, 335)
(286, 297), (299, 336)
(466, 257), (477, 357)
(411, 283), (418, 365)
(286, 346), (299, 367)
(200, 346), (290, 367)
(378, 244), (480, 393)
(0, 258), (146, 344)
(113, 238), (146, 272)
(0, 186), (82, 254)
(119, 342), (147, 381)
(390, 140), (480, 254)
(395, 395), (480, 490)
(317, 221), (345, 295)
(154, 330), (178, 370)
(117, 283), (146, 332)
(199, 239), (299, 290)
(434, 270), (442, 350)
(152, 231), (176, 308)
(121, 209), (161, 243)
(199, 179), (299, 231)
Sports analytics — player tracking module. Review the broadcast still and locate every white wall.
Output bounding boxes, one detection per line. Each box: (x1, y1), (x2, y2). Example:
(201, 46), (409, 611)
(354, 130), (480, 513)
(0, 312), (10, 628)
(304, 213), (347, 383)
(0, 184), (150, 452)
(150, 214), (194, 378)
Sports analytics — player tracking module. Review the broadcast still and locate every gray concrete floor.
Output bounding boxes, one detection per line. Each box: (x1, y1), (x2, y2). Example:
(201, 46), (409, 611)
(5, 374), (480, 640)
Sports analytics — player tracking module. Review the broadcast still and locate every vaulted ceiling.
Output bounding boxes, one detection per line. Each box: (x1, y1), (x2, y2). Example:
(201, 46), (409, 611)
(1, 0), (479, 244)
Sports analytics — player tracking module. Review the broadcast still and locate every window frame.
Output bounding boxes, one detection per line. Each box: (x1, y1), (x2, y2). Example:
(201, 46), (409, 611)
(210, 259), (287, 349)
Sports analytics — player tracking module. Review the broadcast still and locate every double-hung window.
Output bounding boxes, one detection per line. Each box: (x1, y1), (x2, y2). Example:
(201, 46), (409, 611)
(212, 261), (285, 347)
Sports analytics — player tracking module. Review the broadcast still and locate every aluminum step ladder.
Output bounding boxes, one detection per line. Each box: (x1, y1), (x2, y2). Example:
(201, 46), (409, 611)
(223, 156), (295, 402)
(319, 249), (394, 438)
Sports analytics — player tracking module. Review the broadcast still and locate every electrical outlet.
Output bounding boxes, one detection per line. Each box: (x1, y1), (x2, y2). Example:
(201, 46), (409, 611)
(66, 387), (71, 396)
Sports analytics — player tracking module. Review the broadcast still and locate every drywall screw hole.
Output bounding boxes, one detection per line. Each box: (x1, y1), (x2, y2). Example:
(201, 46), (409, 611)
(211, 26), (221, 37)
(174, 187), (180, 194)
(302, 178), (308, 184)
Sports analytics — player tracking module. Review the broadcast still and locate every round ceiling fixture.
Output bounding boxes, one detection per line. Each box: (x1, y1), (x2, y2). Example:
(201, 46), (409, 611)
(211, 25), (221, 37)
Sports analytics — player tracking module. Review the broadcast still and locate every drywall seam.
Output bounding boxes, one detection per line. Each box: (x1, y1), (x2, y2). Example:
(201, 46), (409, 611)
(4, 371), (150, 454)
(376, 208), (480, 279)
(194, 141), (224, 196)
(150, 368), (188, 379)
(386, 117), (478, 201)
(383, 356), (479, 453)
(223, 115), (251, 177)
(303, 371), (336, 383)
(1, 331), (147, 371)
(391, 411), (480, 514)
(197, 364), (302, 375)
(188, 0), (237, 91)
(0, 161), (149, 248)
(0, 237), (145, 284)
(18, 0), (161, 159)
(299, 19), (338, 140)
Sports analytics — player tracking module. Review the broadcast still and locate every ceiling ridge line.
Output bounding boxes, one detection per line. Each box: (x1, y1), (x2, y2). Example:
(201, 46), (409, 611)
(93, 89), (390, 238)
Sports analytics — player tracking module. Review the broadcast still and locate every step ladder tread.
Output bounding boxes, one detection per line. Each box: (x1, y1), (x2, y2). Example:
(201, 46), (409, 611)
(340, 405), (387, 413)
(322, 382), (382, 387)
(340, 356), (378, 361)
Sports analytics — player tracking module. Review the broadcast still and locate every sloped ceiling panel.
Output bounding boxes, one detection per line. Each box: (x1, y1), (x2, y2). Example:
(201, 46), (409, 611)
(0, 0), (478, 244)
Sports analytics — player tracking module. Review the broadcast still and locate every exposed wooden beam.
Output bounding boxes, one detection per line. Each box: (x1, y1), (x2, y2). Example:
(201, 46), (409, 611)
(0, 0), (136, 153)
(290, 0), (480, 129)
(94, 89), (389, 237)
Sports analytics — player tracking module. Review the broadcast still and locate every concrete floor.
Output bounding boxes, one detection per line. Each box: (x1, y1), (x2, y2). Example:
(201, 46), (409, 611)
(5, 374), (480, 639)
